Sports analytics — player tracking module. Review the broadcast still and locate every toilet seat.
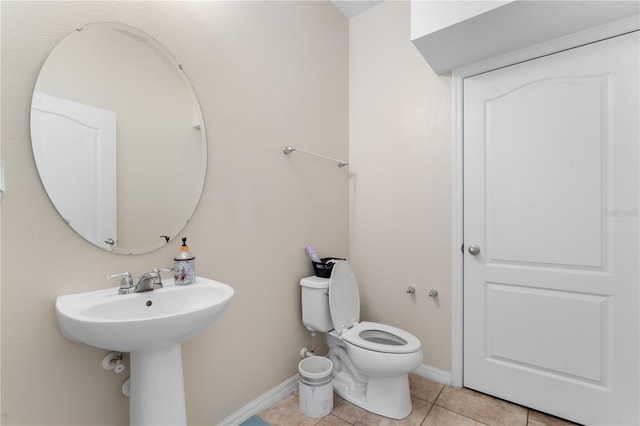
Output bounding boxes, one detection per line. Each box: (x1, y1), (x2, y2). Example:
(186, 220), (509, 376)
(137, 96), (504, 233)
(328, 261), (420, 355)
(342, 321), (421, 354)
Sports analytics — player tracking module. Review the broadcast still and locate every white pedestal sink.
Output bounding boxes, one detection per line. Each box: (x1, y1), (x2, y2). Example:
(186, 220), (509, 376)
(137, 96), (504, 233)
(55, 276), (234, 426)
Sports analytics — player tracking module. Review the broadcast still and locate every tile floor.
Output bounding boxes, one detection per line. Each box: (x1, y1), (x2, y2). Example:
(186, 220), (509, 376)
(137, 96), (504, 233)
(258, 374), (579, 426)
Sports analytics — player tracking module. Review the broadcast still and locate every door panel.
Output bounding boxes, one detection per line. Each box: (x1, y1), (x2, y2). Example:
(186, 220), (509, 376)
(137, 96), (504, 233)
(486, 283), (607, 382)
(31, 91), (117, 250)
(463, 32), (639, 425)
(485, 76), (606, 268)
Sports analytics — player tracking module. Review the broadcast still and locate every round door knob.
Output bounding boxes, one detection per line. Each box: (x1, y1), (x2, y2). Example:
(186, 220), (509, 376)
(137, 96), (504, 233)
(468, 245), (480, 256)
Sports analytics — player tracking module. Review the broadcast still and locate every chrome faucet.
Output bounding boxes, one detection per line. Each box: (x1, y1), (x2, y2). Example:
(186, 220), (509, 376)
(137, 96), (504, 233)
(133, 271), (160, 293)
(133, 268), (173, 293)
(106, 268), (172, 294)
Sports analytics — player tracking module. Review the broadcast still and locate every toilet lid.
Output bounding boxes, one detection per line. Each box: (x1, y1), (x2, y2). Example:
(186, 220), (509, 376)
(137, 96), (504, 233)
(328, 260), (360, 335)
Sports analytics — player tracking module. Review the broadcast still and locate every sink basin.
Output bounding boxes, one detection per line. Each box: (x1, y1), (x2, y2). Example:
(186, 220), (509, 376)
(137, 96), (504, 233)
(55, 276), (233, 426)
(56, 276), (234, 352)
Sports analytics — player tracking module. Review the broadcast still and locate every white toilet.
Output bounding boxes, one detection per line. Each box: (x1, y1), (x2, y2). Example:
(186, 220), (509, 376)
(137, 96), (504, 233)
(300, 260), (423, 419)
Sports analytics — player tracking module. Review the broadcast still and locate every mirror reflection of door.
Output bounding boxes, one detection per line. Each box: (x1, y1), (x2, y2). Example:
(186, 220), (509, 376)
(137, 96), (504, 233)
(31, 91), (117, 250)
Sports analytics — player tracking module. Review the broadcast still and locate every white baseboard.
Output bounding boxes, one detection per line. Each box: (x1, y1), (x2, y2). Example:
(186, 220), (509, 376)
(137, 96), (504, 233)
(219, 375), (298, 426)
(220, 363), (452, 425)
(413, 363), (452, 386)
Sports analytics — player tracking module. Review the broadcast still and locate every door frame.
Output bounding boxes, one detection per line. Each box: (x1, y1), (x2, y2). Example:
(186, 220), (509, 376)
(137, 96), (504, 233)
(449, 15), (640, 388)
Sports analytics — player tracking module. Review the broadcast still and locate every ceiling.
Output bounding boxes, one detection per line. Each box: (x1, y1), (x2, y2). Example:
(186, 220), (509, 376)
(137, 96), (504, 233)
(331, 0), (384, 18)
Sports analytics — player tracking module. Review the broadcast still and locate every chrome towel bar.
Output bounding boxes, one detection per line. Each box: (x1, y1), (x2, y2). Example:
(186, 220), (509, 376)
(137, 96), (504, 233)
(283, 146), (348, 167)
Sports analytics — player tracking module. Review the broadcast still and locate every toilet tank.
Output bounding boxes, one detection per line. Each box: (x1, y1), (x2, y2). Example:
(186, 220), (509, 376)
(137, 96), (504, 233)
(300, 276), (333, 332)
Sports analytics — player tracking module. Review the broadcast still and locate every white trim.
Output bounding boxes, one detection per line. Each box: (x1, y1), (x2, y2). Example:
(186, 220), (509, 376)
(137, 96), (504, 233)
(449, 15), (640, 394)
(413, 363), (452, 386)
(454, 15), (639, 78)
(450, 74), (464, 389)
(220, 375), (298, 426)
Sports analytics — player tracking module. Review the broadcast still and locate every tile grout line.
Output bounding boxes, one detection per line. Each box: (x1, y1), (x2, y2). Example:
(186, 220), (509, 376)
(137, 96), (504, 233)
(330, 398), (353, 425)
(419, 401), (435, 426)
(431, 402), (492, 426)
(417, 382), (450, 426)
(432, 383), (446, 404)
(433, 386), (532, 426)
(418, 385), (443, 425)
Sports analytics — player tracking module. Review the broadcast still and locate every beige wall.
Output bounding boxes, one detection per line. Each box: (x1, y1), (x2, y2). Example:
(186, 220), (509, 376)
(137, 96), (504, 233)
(1, 2), (348, 425)
(349, 1), (452, 371)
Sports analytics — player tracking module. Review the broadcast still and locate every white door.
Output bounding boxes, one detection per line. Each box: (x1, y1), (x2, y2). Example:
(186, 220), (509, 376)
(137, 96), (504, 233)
(31, 92), (117, 250)
(463, 32), (639, 425)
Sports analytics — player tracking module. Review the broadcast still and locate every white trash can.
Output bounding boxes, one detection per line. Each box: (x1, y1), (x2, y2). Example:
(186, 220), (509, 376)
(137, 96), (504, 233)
(298, 356), (333, 418)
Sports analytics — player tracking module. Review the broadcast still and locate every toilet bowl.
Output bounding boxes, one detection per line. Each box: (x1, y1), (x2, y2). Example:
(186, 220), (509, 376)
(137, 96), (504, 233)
(299, 261), (423, 419)
(341, 321), (422, 376)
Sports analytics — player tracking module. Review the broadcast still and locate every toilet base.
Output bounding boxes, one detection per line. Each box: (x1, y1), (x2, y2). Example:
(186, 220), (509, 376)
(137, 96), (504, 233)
(333, 371), (412, 419)
(326, 335), (416, 419)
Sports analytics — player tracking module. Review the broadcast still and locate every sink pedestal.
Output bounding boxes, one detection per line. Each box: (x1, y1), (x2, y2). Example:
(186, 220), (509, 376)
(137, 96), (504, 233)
(130, 344), (186, 426)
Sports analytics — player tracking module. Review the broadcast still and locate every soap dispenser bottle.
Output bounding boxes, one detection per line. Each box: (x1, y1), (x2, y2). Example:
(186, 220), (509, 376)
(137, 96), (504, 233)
(174, 237), (195, 285)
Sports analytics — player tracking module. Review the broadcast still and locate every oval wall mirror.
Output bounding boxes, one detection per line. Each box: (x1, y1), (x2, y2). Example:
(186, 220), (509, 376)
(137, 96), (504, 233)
(30, 22), (207, 255)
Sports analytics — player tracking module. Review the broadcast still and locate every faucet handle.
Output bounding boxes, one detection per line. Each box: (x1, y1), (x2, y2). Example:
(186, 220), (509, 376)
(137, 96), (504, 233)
(106, 272), (134, 294)
(151, 267), (173, 289)
(106, 271), (133, 284)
